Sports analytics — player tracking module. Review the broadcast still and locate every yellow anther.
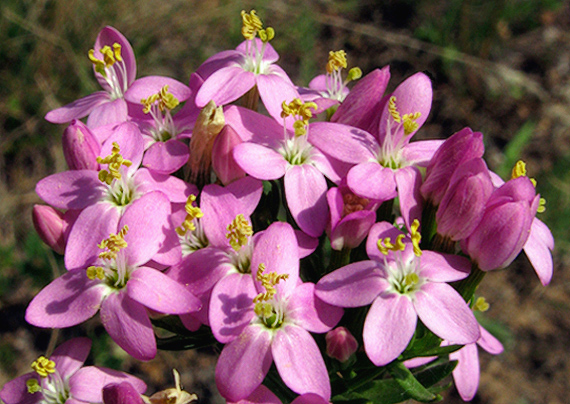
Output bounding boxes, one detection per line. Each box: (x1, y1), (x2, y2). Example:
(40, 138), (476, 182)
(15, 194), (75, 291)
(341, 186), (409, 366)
(176, 195), (203, 236)
(88, 49), (106, 76)
(26, 378), (41, 394)
(281, 98), (317, 137)
(538, 197), (546, 213)
(86, 266), (106, 280)
(326, 50), (348, 74)
(377, 234), (406, 255)
(388, 96), (401, 123)
(410, 219), (422, 257)
(141, 85), (180, 114)
(473, 296), (490, 312)
(96, 142), (133, 185)
(511, 160), (527, 179)
(226, 214), (253, 251)
(31, 356), (56, 378)
(258, 27), (275, 43)
(241, 10), (263, 40)
(98, 225), (129, 261)
(404, 272), (420, 286)
(347, 67), (362, 82)
(253, 263), (289, 303)
(402, 112), (421, 135)
(113, 43), (122, 62)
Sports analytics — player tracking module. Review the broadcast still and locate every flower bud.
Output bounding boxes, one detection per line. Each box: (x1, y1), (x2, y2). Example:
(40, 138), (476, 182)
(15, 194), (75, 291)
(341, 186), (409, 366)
(32, 205), (66, 254)
(326, 326), (358, 362)
(436, 158), (493, 241)
(461, 176), (538, 271)
(103, 382), (145, 404)
(212, 125), (246, 185)
(421, 128), (484, 205)
(62, 120), (101, 170)
(188, 101), (225, 188)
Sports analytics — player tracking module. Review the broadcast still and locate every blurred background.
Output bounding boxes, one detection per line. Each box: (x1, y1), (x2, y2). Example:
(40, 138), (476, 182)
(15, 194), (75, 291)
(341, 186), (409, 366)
(1, 1), (569, 403)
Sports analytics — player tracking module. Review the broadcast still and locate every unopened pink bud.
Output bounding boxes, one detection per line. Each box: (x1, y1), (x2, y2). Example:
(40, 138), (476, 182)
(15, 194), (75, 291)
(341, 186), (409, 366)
(421, 128), (484, 205)
(326, 326), (358, 362)
(212, 125), (246, 185)
(102, 382), (144, 404)
(32, 205), (66, 254)
(62, 120), (101, 170)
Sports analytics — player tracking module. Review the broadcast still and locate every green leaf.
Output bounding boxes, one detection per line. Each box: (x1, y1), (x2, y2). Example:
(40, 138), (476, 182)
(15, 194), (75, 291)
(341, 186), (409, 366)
(387, 361), (438, 402)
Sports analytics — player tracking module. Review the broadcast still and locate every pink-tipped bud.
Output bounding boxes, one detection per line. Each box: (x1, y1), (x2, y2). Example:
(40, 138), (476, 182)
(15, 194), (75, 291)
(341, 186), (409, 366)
(421, 128), (484, 205)
(32, 205), (66, 254)
(326, 326), (358, 362)
(62, 120), (101, 170)
(436, 158), (494, 241)
(212, 125), (246, 185)
(102, 382), (144, 404)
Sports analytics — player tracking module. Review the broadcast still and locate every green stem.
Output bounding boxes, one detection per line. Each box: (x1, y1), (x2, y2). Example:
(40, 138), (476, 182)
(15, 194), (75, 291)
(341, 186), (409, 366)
(420, 201), (438, 250)
(376, 199), (394, 223)
(453, 264), (486, 302)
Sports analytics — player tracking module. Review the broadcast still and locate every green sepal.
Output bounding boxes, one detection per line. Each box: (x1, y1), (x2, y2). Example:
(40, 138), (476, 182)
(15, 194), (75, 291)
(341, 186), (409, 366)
(155, 326), (218, 351)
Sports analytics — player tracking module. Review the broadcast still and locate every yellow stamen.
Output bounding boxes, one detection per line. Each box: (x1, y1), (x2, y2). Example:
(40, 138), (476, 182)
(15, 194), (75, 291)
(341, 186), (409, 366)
(88, 42), (123, 76)
(537, 198), (546, 213)
(113, 43), (122, 62)
(26, 379), (41, 394)
(280, 98), (317, 137)
(377, 234), (405, 255)
(473, 296), (490, 312)
(410, 219), (422, 257)
(31, 356), (56, 378)
(511, 160), (545, 212)
(241, 10), (263, 40)
(326, 50), (347, 74)
(404, 272), (420, 287)
(388, 96), (401, 123)
(141, 85), (180, 114)
(226, 214), (253, 251)
(347, 67), (362, 82)
(253, 263), (288, 304)
(258, 27), (275, 43)
(96, 142), (133, 185)
(98, 225), (129, 261)
(176, 195), (203, 236)
(86, 266), (106, 280)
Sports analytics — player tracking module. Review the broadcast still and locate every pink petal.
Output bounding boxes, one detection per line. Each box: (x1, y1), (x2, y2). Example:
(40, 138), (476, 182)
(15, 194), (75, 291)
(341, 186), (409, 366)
(70, 366), (146, 402)
(36, 170), (104, 210)
(414, 282), (480, 344)
(94, 27), (137, 88)
(233, 143), (287, 180)
(224, 105), (283, 144)
(50, 337), (92, 379)
(100, 292), (156, 361)
(100, 122), (144, 173)
(272, 325), (331, 400)
(287, 283), (343, 333)
(309, 122), (377, 164)
(347, 162), (397, 201)
(450, 343), (479, 401)
(257, 67), (299, 123)
(64, 202), (120, 271)
(418, 251), (471, 282)
(0, 373), (41, 404)
(395, 166), (423, 229)
(45, 92), (110, 124)
(524, 217), (554, 286)
(252, 222), (299, 297)
(363, 294), (417, 366)
(196, 67), (255, 107)
(87, 98), (129, 128)
(237, 39), (279, 64)
(196, 50), (244, 80)
(315, 261), (387, 307)
(119, 191), (171, 267)
(127, 267), (201, 314)
(134, 168), (198, 204)
(212, 125), (247, 185)
(124, 76), (192, 104)
(366, 221), (403, 262)
(209, 272), (257, 344)
(401, 140), (444, 166)
(201, 184), (246, 248)
(215, 325), (273, 402)
(478, 326), (504, 355)
(330, 210), (376, 250)
(25, 270), (105, 328)
(142, 139), (189, 174)
(225, 177), (264, 216)
(228, 385), (281, 404)
(284, 165), (328, 238)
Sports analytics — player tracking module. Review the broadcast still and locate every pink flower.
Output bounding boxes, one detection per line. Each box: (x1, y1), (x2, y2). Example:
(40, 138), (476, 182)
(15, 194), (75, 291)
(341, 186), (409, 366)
(214, 222), (342, 402)
(316, 221), (480, 366)
(229, 385), (329, 404)
(25, 192), (202, 361)
(45, 27), (137, 127)
(326, 326), (359, 362)
(0, 338), (146, 404)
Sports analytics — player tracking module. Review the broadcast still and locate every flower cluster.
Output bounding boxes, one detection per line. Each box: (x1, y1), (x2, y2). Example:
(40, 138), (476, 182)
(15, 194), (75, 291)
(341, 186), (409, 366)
(6, 10), (555, 404)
